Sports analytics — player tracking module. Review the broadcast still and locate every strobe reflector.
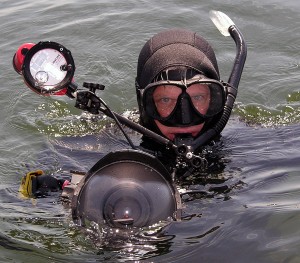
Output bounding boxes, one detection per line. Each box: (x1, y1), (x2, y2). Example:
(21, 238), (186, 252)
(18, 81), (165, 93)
(20, 41), (75, 95)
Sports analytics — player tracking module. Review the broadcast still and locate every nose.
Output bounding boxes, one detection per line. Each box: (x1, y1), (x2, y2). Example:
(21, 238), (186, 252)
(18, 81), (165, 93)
(179, 93), (192, 125)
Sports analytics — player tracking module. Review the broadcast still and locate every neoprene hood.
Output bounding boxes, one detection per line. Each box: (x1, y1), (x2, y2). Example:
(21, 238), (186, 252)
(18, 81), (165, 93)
(136, 29), (220, 88)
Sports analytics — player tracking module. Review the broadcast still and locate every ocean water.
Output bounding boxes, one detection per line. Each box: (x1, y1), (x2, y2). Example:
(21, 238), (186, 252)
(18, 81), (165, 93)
(1, 0), (300, 262)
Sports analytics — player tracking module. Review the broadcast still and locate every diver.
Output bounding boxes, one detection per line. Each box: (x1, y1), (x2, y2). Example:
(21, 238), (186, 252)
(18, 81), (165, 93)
(15, 11), (247, 227)
(135, 28), (226, 172)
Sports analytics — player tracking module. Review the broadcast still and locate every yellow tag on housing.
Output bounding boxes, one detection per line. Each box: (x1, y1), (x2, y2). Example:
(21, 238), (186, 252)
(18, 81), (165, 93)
(19, 170), (43, 197)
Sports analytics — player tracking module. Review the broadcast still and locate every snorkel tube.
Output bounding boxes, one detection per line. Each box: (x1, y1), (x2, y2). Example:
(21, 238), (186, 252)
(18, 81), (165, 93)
(192, 10), (247, 148)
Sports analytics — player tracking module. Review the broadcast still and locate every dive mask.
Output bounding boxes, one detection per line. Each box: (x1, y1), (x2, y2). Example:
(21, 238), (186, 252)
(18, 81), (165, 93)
(140, 73), (225, 127)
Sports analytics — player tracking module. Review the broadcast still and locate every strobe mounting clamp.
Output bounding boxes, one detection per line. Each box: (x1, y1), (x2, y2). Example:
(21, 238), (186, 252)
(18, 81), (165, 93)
(74, 82), (105, 114)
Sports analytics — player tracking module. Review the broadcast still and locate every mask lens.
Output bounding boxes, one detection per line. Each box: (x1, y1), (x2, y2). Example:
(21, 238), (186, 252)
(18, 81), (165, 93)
(186, 83), (211, 115)
(204, 82), (225, 116)
(152, 85), (182, 118)
(145, 80), (224, 121)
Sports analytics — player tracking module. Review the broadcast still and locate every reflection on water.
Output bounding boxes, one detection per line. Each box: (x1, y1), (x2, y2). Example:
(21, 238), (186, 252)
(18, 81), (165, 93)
(235, 89), (300, 127)
(1, 0), (300, 262)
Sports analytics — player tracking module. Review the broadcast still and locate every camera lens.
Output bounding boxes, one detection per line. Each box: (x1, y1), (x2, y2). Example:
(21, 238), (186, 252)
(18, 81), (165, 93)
(103, 184), (151, 227)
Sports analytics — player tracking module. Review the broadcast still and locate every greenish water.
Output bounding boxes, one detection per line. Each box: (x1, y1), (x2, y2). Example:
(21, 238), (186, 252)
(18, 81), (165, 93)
(1, 0), (300, 262)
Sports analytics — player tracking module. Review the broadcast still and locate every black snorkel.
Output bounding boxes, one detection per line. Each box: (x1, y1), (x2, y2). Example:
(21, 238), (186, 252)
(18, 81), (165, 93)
(191, 11), (247, 148)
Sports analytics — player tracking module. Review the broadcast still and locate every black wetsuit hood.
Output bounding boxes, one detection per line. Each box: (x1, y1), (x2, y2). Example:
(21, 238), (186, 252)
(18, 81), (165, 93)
(136, 28), (220, 88)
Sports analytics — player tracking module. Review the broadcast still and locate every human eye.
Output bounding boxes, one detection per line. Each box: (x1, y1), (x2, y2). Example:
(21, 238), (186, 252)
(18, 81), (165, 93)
(154, 95), (174, 105)
(159, 97), (172, 104)
(191, 94), (205, 101)
(191, 93), (209, 103)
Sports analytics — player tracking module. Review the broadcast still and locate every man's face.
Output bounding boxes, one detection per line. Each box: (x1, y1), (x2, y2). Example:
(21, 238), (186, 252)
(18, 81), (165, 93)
(152, 83), (210, 140)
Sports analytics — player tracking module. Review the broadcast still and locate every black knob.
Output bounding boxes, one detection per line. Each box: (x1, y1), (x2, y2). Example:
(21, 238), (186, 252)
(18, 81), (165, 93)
(83, 82), (105, 92)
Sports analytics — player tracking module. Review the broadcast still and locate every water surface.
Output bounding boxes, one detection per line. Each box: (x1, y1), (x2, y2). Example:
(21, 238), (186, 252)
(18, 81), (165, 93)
(1, 0), (300, 262)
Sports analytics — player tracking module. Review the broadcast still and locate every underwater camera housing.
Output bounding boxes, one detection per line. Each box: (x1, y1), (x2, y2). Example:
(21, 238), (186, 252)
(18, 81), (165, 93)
(63, 150), (182, 228)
